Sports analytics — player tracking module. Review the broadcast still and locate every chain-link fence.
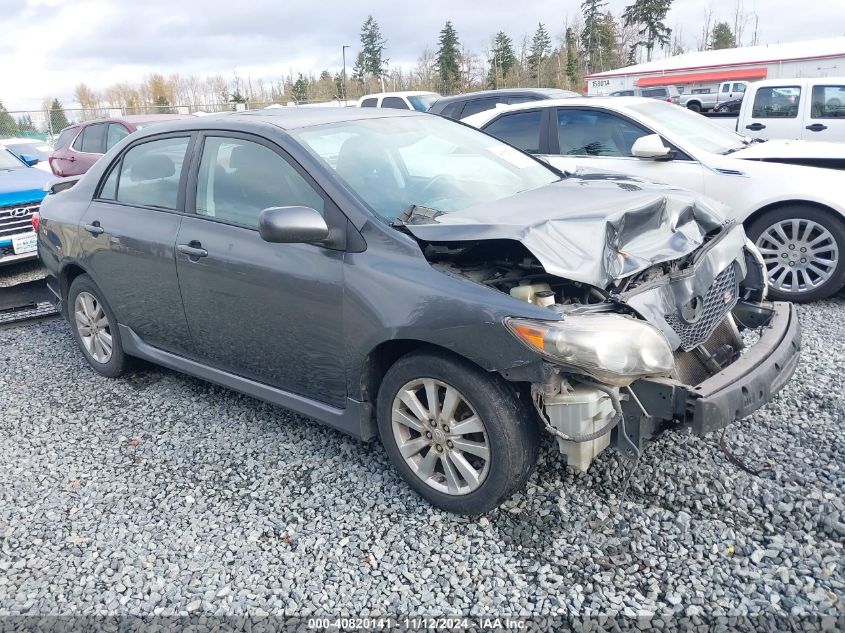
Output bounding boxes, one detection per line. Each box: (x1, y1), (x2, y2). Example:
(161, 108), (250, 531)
(1, 100), (349, 144)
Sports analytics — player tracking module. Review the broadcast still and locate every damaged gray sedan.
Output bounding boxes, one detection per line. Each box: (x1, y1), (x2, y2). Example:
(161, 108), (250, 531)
(37, 108), (801, 514)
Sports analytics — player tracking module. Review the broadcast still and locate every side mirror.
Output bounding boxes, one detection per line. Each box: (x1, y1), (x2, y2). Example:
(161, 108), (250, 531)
(631, 134), (672, 160)
(258, 206), (329, 244)
(20, 154), (40, 167)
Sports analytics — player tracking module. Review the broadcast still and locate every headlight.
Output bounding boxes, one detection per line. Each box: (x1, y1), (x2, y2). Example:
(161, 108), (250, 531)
(505, 314), (674, 385)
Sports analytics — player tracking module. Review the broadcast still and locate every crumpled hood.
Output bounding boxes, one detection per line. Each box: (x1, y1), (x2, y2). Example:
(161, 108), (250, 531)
(404, 175), (727, 287)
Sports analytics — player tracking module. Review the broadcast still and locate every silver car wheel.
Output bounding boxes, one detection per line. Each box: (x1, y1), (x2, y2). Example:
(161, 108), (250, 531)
(755, 218), (839, 294)
(74, 291), (113, 364)
(391, 378), (490, 496)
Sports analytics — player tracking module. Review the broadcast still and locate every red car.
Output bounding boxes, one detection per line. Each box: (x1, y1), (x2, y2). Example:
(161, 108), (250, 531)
(49, 115), (191, 177)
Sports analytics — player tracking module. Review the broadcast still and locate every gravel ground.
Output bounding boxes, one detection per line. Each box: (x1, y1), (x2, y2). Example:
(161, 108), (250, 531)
(0, 259), (46, 288)
(0, 277), (843, 626)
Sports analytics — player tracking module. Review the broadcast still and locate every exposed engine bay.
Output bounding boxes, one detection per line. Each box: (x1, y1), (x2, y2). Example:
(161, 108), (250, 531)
(416, 222), (775, 472)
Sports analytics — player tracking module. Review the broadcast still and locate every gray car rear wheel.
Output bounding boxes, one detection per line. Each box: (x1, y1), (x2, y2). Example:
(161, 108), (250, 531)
(68, 274), (130, 377)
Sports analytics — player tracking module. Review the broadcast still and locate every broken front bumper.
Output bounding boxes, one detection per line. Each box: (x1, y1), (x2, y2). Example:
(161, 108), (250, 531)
(625, 301), (801, 443)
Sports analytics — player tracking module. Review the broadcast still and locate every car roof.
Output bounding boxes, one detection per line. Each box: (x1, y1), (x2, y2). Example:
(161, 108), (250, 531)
(133, 106), (425, 133)
(67, 114), (192, 129)
(432, 88), (577, 106)
(359, 91), (439, 99)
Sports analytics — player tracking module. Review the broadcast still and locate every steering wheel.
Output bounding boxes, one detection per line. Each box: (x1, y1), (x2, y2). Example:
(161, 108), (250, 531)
(418, 174), (460, 204)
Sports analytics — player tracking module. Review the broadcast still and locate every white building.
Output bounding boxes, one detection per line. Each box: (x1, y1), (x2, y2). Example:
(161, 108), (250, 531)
(586, 37), (845, 95)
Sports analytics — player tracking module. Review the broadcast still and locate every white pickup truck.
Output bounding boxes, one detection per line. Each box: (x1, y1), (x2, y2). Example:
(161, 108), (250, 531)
(680, 81), (749, 112)
(732, 77), (845, 142)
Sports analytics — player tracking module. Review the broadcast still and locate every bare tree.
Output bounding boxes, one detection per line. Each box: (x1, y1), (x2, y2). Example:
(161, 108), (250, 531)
(697, 6), (714, 51)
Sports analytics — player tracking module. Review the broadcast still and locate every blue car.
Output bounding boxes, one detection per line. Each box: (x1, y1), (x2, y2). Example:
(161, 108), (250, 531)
(1, 145), (53, 265)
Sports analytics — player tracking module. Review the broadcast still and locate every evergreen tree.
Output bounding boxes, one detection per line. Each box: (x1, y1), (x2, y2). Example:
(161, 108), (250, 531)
(292, 74), (309, 102)
(17, 113), (36, 134)
(487, 31), (516, 88)
(351, 51), (366, 84)
(710, 22), (735, 50)
(48, 99), (69, 133)
(527, 23), (552, 86)
(623, 0), (673, 62)
(565, 28), (580, 87)
(436, 21), (461, 94)
(581, 0), (608, 73)
(0, 101), (18, 136)
(154, 95), (172, 114)
(359, 15), (389, 81)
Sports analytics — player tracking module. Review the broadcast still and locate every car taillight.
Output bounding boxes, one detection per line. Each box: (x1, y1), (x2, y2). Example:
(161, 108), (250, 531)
(48, 156), (61, 177)
(32, 212), (40, 232)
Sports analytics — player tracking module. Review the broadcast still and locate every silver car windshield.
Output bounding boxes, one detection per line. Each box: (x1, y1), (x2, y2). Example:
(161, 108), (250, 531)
(293, 115), (560, 222)
(628, 101), (747, 155)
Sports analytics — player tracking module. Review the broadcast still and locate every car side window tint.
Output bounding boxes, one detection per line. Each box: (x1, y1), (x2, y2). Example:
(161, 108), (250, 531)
(721, 84), (731, 93)
(382, 97), (409, 110)
(439, 101), (464, 119)
(195, 137), (325, 229)
(641, 88), (666, 99)
(115, 137), (189, 209)
(751, 86), (801, 118)
(56, 128), (76, 150)
(733, 83), (746, 93)
(106, 124), (130, 150)
(557, 109), (649, 157)
(461, 98), (499, 118)
(360, 98), (377, 108)
(80, 123), (106, 153)
(483, 110), (543, 154)
(810, 85), (845, 119)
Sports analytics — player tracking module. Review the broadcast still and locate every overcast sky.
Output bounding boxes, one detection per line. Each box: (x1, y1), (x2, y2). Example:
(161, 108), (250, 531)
(2, 0), (845, 110)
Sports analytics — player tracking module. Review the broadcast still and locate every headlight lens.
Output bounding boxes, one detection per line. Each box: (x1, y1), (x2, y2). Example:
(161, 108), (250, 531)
(505, 313), (674, 385)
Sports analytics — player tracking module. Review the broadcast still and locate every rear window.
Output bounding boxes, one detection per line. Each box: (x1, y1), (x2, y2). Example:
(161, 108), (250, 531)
(360, 98), (377, 108)
(641, 88), (667, 99)
(461, 98), (501, 118)
(751, 86), (801, 118)
(438, 101), (465, 120)
(382, 97), (409, 110)
(55, 128), (77, 150)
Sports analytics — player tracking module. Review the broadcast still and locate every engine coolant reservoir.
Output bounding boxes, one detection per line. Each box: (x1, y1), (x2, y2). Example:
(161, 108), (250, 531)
(544, 384), (616, 472)
(510, 283), (553, 306)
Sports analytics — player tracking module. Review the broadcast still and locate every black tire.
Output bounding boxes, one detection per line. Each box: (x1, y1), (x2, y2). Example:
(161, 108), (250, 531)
(67, 274), (130, 377)
(686, 102), (702, 113)
(377, 350), (540, 514)
(746, 205), (845, 302)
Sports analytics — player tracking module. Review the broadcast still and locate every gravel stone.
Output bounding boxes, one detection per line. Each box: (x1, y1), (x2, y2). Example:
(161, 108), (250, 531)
(0, 265), (843, 623)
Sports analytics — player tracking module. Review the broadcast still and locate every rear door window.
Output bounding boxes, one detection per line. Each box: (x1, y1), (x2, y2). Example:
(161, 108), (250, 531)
(80, 123), (107, 153)
(55, 128), (77, 150)
(106, 123), (131, 150)
(381, 97), (409, 110)
(114, 137), (190, 209)
(810, 85), (845, 118)
(751, 86), (801, 118)
(482, 110), (543, 154)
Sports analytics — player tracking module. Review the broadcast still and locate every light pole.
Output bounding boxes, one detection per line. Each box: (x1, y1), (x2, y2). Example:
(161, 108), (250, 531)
(342, 45), (350, 105)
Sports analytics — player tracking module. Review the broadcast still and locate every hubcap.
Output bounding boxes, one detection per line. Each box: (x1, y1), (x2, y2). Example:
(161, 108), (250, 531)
(391, 378), (490, 496)
(74, 291), (113, 364)
(755, 219), (838, 294)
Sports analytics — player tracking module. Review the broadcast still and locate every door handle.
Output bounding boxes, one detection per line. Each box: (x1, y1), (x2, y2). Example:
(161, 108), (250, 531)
(83, 221), (104, 235)
(67, 156), (76, 162)
(177, 242), (208, 258)
(745, 123), (766, 131)
(805, 123), (828, 132)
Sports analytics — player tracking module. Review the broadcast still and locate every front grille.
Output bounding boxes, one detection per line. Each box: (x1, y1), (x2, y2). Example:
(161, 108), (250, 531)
(665, 265), (739, 352)
(0, 202), (40, 240)
(673, 314), (744, 385)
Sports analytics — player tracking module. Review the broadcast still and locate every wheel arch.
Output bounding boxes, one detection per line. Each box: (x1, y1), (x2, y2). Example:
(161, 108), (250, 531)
(59, 261), (90, 303)
(742, 199), (845, 236)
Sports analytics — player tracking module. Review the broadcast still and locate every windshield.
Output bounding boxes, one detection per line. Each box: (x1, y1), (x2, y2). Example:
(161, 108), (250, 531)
(5, 141), (53, 161)
(0, 148), (24, 170)
(407, 94), (439, 112)
(628, 100), (746, 154)
(293, 115), (560, 222)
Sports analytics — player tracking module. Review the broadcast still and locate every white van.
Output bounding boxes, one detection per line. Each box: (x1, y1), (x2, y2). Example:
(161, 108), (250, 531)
(357, 91), (441, 112)
(737, 77), (845, 142)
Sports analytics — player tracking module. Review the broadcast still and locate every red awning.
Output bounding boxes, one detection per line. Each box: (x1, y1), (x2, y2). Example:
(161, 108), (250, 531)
(636, 68), (768, 87)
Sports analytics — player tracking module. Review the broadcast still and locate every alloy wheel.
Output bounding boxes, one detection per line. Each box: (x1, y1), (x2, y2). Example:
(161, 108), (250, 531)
(755, 218), (839, 294)
(391, 378), (490, 496)
(74, 291), (113, 364)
